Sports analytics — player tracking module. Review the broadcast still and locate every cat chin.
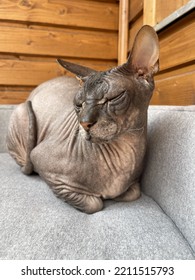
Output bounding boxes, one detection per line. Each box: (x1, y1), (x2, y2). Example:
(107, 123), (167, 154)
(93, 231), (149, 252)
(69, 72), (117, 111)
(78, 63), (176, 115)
(87, 132), (116, 144)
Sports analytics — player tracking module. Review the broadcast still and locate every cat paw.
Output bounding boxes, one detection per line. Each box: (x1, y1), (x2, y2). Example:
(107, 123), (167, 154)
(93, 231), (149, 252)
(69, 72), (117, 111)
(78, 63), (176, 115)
(54, 187), (103, 214)
(114, 182), (141, 202)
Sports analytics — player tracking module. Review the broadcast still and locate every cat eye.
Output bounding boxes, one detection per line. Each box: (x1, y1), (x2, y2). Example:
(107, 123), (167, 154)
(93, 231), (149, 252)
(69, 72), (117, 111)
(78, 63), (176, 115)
(108, 90), (130, 115)
(74, 103), (82, 113)
(110, 91), (126, 104)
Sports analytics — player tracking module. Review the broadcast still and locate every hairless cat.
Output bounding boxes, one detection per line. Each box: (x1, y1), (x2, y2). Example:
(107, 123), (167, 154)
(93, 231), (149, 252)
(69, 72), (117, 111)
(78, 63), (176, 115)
(7, 25), (159, 213)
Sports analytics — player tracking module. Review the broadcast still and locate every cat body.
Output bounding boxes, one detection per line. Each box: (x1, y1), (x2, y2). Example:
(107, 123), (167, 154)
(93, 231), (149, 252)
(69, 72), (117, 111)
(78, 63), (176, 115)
(7, 26), (159, 213)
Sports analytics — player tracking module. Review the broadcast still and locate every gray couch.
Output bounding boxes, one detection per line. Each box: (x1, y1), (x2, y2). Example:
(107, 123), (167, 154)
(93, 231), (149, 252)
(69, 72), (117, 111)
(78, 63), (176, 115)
(0, 105), (195, 260)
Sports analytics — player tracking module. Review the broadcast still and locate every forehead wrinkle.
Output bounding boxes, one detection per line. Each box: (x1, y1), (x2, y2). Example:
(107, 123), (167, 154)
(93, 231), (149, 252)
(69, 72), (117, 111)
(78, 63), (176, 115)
(84, 72), (109, 100)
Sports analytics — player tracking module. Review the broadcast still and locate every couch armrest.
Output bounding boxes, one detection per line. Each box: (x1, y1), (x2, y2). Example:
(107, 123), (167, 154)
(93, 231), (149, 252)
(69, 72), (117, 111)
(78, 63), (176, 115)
(0, 105), (16, 153)
(142, 105), (195, 252)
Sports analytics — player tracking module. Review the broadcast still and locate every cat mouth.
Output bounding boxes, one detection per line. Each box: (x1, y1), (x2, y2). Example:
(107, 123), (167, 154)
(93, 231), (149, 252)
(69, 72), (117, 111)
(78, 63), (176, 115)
(79, 125), (92, 141)
(85, 132), (99, 143)
(79, 123), (117, 143)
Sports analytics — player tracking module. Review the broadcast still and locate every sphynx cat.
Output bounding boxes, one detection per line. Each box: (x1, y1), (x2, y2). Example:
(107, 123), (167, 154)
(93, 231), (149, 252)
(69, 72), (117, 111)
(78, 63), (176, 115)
(7, 25), (159, 213)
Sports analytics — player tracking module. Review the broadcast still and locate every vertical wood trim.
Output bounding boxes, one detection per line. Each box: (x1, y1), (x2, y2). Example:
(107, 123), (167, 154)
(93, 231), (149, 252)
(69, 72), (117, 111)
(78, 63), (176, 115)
(143, 0), (157, 26)
(118, 0), (129, 65)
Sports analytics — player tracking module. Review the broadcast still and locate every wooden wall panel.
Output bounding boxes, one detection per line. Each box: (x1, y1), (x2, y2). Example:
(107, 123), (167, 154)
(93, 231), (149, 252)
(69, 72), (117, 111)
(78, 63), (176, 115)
(0, 59), (60, 86)
(129, 0), (143, 22)
(151, 12), (195, 106)
(0, 0), (119, 31)
(128, 0), (143, 52)
(0, 87), (32, 105)
(0, 25), (117, 59)
(152, 65), (195, 105)
(156, 0), (189, 24)
(143, 0), (156, 26)
(0, 0), (119, 104)
(143, 0), (190, 26)
(118, 0), (129, 65)
(158, 13), (195, 71)
(129, 15), (143, 50)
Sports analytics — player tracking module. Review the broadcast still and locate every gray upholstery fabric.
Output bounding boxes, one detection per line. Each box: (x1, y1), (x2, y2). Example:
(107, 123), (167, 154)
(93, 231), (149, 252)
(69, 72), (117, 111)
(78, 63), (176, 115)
(0, 105), (16, 153)
(0, 154), (194, 260)
(0, 105), (195, 260)
(142, 106), (195, 253)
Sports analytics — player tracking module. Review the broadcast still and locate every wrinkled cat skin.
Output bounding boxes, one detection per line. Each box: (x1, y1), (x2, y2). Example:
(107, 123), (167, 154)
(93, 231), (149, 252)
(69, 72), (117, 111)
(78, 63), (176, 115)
(7, 25), (159, 213)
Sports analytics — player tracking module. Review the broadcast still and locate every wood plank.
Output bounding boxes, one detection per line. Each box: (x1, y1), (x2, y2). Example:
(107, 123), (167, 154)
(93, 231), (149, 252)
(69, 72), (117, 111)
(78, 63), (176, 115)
(0, 0), (119, 31)
(19, 57), (117, 70)
(151, 65), (195, 105)
(155, 1), (195, 32)
(158, 13), (195, 71)
(155, 64), (195, 80)
(88, 0), (118, 2)
(0, 59), (64, 86)
(143, 0), (156, 26)
(156, 0), (189, 24)
(129, 0), (143, 22)
(0, 87), (32, 104)
(118, 0), (129, 65)
(0, 25), (118, 60)
(0, 58), (117, 86)
(128, 15), (143, 50)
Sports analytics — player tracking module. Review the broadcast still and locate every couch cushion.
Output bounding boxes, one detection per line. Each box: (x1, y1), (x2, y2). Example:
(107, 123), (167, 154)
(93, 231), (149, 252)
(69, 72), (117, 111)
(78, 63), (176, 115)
(142, 106), (195, 254)
(0, 105), (16, 153)
(0, 153), (194, 259)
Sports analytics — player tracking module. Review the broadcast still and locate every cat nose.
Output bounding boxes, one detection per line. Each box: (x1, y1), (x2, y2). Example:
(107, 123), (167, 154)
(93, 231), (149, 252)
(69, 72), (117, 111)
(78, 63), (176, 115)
(80, 121), (94, 131)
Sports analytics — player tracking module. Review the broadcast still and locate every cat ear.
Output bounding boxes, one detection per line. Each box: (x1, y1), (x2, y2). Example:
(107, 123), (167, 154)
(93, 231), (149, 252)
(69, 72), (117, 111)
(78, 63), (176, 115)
(127, 25), (159, 76)
(57, 59), (97, 78)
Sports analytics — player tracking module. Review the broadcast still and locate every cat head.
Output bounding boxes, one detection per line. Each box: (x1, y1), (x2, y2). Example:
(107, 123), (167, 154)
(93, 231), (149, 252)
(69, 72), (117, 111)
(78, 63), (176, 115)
(57, 25), (159, 143)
